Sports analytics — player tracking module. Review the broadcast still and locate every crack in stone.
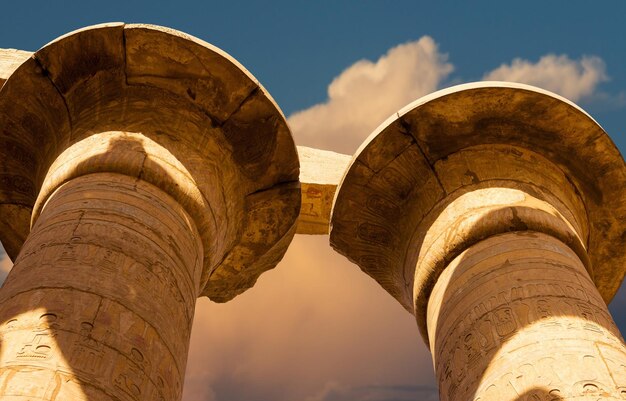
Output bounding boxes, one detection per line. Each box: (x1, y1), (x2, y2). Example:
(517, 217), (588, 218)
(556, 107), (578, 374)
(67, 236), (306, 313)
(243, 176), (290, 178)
(32, 55), (73, 135)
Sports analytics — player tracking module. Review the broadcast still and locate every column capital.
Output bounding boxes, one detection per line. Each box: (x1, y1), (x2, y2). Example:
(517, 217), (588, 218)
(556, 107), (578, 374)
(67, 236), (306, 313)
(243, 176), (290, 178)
(330, 82), (626, 339)
(0, 23), (300, 302)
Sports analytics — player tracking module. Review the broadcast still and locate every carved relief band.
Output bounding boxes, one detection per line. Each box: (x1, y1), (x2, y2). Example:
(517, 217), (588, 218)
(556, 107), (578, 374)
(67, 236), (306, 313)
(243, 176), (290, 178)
(2, 24), (626, 401)
(0, 173), (201, 400)
(0, 24), (300, 400)
(331, 83), (626, 400)
(428, 232), (626, 400)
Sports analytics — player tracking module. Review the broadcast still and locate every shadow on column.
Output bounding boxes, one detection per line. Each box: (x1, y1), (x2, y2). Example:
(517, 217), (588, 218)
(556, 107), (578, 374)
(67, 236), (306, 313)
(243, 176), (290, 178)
(0, 23), (301, 401)
(428, 222), (626, 401)
(0, 135), (205, 400)
(511, 388), (565, 401)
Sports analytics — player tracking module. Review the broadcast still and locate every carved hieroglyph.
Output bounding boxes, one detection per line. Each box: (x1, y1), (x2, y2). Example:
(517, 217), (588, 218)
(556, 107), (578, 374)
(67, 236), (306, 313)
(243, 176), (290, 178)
(0, 24), (300, 400)
(429, 232), (626, 400)
(296, 146), (351, 235)
(331, 82), (626, 400)
(0, 174), (200, 400)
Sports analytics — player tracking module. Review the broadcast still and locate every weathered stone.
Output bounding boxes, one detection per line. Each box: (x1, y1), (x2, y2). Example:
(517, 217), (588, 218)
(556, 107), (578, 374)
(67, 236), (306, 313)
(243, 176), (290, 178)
(3, 27), (626, 401)
(0, 23), (300, 400)
(0, 173), (199, 400)
(0, 23), (300, 300)
(296, 146), (351, 235)
(429, 232), (626, 401)
(331, 82), (626, 400)
(0, 48), (31, 85)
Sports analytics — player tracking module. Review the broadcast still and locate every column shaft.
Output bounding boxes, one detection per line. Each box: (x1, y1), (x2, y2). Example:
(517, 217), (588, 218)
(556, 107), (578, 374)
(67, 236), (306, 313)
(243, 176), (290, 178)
(428, 231), (626, 401)
(0, 173), (202, 401)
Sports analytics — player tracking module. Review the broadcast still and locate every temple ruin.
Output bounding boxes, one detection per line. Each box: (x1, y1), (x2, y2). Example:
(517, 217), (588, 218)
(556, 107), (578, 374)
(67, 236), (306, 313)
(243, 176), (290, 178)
(0, 23), (625, 401)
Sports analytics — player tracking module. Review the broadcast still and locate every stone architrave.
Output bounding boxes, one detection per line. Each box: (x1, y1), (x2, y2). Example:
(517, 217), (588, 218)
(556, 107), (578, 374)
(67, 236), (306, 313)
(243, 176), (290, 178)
(331, 82), (626, 400)
(296, 146), (351, 234)
(0, 24), (300, 400)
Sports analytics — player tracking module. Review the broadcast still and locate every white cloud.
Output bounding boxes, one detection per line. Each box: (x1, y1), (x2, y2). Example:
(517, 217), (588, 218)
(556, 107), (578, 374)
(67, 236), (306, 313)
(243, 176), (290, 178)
(184, 40), (452, 396)
(182, 236), (432, 401)
(0, 38), (617, 401)
(483, 54), (608, 102)
(304, 381), (439, 401)
(287, 43), (611, 156)
(181, 368), (217, 401)
(184, 42), (617, 401)
(287, 37), (454, 154)
(304, 382), (346, 401)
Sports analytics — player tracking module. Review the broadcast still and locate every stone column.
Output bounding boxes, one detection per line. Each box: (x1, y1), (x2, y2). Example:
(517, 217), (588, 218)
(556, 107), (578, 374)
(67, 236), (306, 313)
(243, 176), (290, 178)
(429, 232), (626, 400)
(0, 173), (201, 400)
(0, 24), (300, 400)
(331, 83), (626, 400)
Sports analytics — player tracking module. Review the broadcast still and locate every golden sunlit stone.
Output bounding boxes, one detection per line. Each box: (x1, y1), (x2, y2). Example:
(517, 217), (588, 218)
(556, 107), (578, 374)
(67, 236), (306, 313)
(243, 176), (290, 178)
(331, 82), (626, 400)
(2, 25), (626, 401)
(429, 232), (626, 401)
(296, 146), (351, 235)
(0, 23), (299, 400)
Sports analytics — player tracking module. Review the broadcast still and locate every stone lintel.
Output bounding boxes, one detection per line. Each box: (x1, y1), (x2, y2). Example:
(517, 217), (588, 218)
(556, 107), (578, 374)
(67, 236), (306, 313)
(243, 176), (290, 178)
(296, 146), (351, 235)
(0, 49), (31, 85)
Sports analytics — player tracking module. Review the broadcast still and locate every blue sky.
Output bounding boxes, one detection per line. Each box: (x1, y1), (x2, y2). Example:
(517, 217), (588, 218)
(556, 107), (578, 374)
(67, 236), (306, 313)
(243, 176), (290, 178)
(2, 1), (625, 136)
(1, 2), (625, 401)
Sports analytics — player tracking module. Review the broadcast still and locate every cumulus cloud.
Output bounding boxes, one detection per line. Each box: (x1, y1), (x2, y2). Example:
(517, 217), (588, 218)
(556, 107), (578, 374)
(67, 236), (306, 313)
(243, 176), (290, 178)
(199, 42), (447, 400)
(304, 382), (439, 401)
(183, 236), (433, 401)
(483, 54), (608, 102)
(183, 43), (614, 401)
(287, 42), (611, 156)
(0, 37), (617, 401)
(287, 36), (454, 154)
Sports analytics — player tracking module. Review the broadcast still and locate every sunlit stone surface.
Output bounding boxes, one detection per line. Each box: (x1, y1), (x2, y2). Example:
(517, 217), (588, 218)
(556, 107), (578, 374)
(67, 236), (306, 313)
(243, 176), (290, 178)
(331, 83), (626, 400)
(0, 173), (200, 400)
(2, 26), (626, 401)
(0, 24), (300, 400)
(429, 232), (626, 400)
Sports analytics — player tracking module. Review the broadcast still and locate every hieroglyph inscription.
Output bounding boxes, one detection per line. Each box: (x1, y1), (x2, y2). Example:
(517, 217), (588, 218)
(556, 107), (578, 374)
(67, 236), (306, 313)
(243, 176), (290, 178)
(430, 234), (626, 401)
